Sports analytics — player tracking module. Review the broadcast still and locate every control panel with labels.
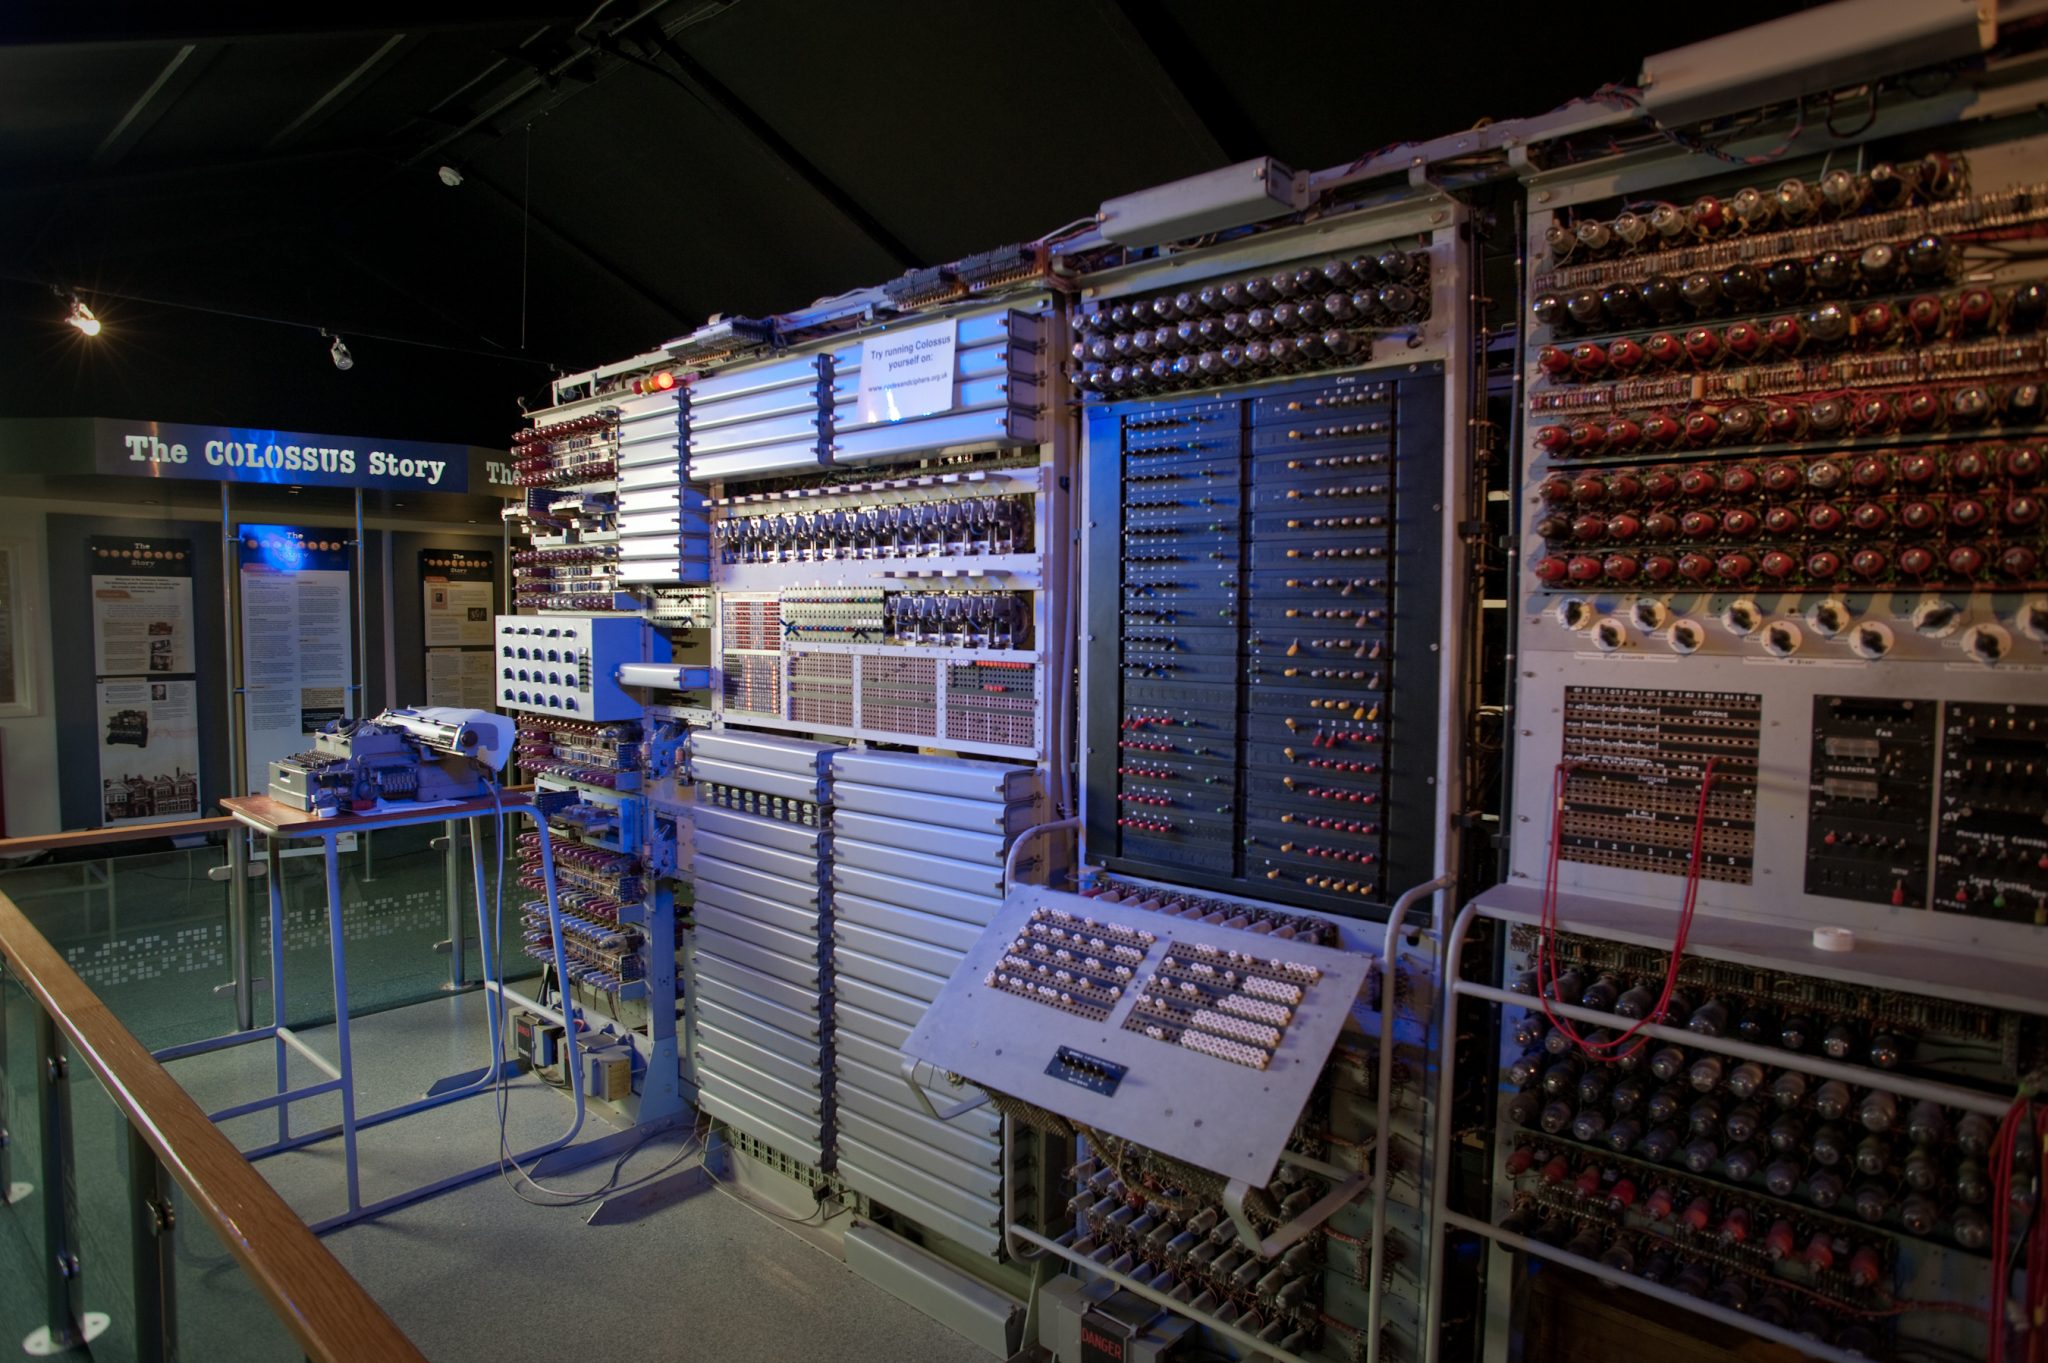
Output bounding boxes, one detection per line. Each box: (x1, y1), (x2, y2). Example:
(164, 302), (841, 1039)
(1507, 127), (2048, 960)
(903, 884), (1374, 1187)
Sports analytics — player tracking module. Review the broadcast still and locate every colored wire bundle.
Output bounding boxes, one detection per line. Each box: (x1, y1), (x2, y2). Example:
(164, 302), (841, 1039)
(1531, 754), (1720, 1065)
(1990, 1093), (2048, 1363)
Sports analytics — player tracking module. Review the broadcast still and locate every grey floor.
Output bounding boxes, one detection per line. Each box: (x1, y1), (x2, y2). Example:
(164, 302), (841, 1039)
(1, 836), (988, 1361)
(164, 993), (989, 1363)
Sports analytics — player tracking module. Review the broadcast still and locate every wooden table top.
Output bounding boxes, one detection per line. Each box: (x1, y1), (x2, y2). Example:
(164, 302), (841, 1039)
(219, 790), (531, 838)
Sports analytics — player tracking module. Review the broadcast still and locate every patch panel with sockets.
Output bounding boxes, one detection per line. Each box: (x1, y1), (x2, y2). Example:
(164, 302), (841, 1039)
(1089, 363), (1445, 917)
(1080, 874), (1340, 947)
(1554, 685), (1761, 884)
(696, 781), (824, 828)
(982, 906), (1155, 1021)
(1120, 941), (1323, 1070)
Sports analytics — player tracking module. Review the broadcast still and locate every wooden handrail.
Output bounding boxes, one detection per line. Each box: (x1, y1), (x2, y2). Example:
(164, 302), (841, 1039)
(0, 891), (427, 1363)
(0, 816), (239, 858)
(0, 784), (538, 857)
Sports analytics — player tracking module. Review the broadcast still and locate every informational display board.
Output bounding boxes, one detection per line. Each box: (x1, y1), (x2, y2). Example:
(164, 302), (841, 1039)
(237, 525), (353, 794)
(420, 547), (495, 708)
(95, 679), (201, 824)
(855, 317), (958, 423)
(0, 539), (32, 717)
(89, 536), (201, 825)
(90, 537), (195, 677)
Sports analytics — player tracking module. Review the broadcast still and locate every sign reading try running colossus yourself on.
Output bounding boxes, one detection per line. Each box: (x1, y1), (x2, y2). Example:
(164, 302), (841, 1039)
(95, 418), (471, 493)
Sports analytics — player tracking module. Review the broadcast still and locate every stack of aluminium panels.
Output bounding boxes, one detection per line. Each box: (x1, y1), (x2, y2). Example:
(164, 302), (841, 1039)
(687, 729), (840, 1166)
(826, 750), (1042, 1254)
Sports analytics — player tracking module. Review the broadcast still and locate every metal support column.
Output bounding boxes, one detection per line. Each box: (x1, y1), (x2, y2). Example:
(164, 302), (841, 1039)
(322, 834), (362, 1219)
(23, 1013), (109, 1355)
(436, 821), (469, 991)
(222, 484), (242, 797)
(126, 1123), (174, 1363)
(353, 489), (369, 725)
(0, 963), (30, 1206)
(213, 830), (257, 1032)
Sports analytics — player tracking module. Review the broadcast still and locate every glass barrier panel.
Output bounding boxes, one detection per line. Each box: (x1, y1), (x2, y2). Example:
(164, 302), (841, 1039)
(69, 1062), (140, 1363)
(0, 826), (532, 1059)
(168, 1177), (304, 1363)
(0, 967), (46, 1349)
(0, 847), (233, 1054)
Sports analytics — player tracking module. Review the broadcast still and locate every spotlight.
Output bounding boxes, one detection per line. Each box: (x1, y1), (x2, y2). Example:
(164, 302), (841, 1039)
(65, 295), (102, 337)
(326, 332), (354, 371)
(437, 164), (464, 187)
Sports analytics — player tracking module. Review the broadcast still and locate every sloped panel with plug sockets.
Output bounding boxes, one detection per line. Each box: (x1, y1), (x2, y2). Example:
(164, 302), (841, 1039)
(903, 884), (1373, 1187)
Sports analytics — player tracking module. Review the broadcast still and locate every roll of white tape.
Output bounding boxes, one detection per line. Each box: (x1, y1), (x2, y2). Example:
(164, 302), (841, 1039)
(1813, 927), (1856, 953)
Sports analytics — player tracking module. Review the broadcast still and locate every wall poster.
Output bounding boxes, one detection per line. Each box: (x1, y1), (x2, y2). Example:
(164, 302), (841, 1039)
(421, 547), (495, 708)
(238, 525), (354, 794)
(89, 536), (201, 824)
(0, 538), (35, 717)
(95, 679), (201, 824)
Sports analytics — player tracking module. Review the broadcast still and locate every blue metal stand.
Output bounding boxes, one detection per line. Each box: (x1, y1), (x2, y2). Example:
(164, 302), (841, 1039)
(154, 792), (591, 1234)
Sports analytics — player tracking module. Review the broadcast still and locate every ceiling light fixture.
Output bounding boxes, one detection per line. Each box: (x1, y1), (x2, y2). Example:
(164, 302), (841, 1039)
(437, 164), (464, 187)
(64, 293), (102, 337)
(323, 330), (354, 371)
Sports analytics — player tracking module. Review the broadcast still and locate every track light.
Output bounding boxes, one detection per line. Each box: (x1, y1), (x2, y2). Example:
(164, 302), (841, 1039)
(64, 294), (101, 337)
(437, 164), (464, 187)
(325, 331), (354, 371)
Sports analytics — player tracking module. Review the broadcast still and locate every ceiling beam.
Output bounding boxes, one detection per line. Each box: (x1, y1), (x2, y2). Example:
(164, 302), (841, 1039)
(93, 42), (221, 166)
(398, 0), (723, 168)
(1092, 0), (1250, 167)
(458, 167), (701, 327)
(0, 8), (582, 50)
(8, 146), (374, 199)
(265, 32), (419, 150)
(616, 23), (920, 269)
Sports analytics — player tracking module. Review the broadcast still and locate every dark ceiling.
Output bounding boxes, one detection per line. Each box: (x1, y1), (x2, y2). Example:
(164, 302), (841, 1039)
(0, 0), (1815, 448)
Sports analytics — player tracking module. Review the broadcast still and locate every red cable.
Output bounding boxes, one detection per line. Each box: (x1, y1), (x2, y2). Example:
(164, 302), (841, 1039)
(2031, 1103), (2048, 1363)
(1533, 754), (1719, 1064)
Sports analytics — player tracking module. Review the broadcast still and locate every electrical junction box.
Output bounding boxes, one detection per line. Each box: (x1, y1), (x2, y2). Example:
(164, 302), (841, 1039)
(1096, 157), (1296, 248)
(1036, 1278), (1192, 1363)
(584, 1044), (633, 1102)
(512, 1010), (562, 1071)
(495, 614), (667, 720)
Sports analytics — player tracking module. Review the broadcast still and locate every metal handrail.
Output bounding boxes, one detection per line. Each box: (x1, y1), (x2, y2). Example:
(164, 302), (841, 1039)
(0, 888), (427, 1363)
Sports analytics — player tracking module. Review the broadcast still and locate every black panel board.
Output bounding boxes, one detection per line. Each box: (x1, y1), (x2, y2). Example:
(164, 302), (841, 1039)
(1084, 365), (1445, 920)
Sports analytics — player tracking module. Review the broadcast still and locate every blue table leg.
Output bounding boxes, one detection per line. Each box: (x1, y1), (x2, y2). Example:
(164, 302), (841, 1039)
(267, 836), (288, 1146)
(323, 833), (361, 1218)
